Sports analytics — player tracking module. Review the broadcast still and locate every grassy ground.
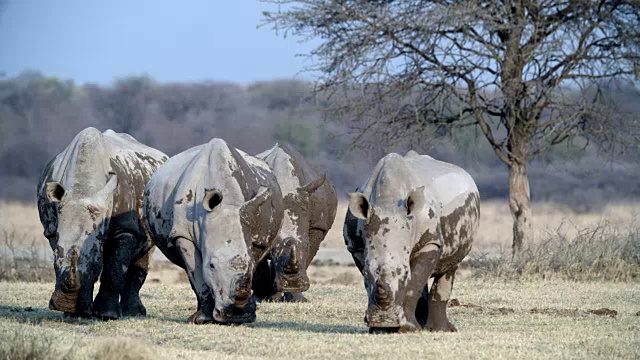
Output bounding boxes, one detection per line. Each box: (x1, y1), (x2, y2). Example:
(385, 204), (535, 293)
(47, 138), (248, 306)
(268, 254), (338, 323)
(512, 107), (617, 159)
(1, 269), (639, 359)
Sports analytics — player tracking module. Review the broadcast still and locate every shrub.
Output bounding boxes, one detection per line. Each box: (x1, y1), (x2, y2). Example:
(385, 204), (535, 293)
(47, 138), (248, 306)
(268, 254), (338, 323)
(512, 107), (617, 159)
(0, 226), (54, 282)
(470, 221), (640, 281)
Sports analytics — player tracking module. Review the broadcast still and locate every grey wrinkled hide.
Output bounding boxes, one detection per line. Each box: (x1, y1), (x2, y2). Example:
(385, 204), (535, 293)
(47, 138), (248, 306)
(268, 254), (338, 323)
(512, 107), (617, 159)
(36, 127), (167, 319)
(253, 144), (338, 302)
(143, 138), (284, 324)
(343, 151), (479, 333)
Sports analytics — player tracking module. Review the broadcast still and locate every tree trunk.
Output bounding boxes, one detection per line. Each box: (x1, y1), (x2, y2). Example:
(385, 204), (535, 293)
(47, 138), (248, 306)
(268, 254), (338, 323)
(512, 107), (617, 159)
(508, 161), (532, 255)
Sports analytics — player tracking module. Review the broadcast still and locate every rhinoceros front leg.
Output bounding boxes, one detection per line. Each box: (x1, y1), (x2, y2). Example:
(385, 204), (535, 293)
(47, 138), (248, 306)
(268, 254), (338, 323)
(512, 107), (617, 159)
(93, 232), (137, 320)
(400, 244), (442, 332)
(175, 237), (214, 324)
(425, 266), (457, 332)
(252, 257), (278, 301)
(120, 246), (152, 317)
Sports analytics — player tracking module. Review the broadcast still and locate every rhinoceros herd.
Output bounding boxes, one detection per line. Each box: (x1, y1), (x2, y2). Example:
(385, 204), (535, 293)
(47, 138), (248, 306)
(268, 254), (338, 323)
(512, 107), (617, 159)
(36, 127), (479, 333)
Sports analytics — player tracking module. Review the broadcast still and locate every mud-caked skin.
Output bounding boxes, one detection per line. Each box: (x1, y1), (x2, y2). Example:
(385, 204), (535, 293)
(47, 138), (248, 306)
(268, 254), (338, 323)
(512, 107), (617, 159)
(253, 144), (338, 302)
(143, 139), (284, 324)
(36, 127), (167, 320)
(343, 151), (479, 333)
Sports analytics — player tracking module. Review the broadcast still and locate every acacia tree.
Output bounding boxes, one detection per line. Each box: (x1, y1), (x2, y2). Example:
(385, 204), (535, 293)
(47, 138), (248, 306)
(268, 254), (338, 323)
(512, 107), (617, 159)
(262, 0), (640, 253)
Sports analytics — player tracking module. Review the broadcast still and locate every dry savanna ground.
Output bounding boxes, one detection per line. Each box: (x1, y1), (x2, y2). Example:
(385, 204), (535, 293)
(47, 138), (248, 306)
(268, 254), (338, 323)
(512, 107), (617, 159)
(0, 273), (639, 359)
(0, 200), (639, 358)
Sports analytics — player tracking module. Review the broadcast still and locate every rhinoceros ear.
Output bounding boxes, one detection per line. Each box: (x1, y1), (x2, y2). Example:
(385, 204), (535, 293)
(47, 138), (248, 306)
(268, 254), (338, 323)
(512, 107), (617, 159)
(298, 174), (326, 194)
(203, 188), (223, 212)
(46, 182), (65, 203)
(406, 186), (425, 216)
(348, 192), (370, 220)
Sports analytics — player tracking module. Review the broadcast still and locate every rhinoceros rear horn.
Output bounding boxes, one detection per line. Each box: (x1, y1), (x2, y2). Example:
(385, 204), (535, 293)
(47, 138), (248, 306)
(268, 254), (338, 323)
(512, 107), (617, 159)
(203, 188), (223, 212)
(298, 174), (326, 194)
(46, 182), (65, 202)
(95, 174), (118, 202)
(242, 186), (271, 212)
(348, 192), (370, 220)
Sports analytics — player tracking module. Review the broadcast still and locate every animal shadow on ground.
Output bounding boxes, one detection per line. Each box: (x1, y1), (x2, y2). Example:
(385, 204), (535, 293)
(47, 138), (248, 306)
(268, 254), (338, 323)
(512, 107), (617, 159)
(249, 320), (365, 334)
(0, 305), (156, 325)
(0, 305), (99, 325)
(148, 314), (366, 334)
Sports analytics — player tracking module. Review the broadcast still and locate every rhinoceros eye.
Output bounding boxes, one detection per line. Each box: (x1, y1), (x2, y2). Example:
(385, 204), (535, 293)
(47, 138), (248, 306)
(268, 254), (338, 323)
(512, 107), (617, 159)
(86, 205), (103, 220)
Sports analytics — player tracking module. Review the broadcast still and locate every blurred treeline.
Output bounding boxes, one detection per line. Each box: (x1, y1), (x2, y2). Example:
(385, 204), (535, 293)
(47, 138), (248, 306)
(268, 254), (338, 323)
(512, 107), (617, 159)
(1, 70), (639, 210)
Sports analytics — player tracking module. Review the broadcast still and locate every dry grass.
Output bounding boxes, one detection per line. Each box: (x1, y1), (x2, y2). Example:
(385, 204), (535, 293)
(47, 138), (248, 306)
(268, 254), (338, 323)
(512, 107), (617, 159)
(0, 275), (638, 359)
(4, 199), (638, 253)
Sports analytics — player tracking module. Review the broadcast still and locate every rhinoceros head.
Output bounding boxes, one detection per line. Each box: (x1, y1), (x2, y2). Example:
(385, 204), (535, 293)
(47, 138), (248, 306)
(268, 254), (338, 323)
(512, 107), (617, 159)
(46, 174), (117, 316)
(348, 186), (427, 330)
(270, 175), (326, 293)
(199, 186), (274, 324)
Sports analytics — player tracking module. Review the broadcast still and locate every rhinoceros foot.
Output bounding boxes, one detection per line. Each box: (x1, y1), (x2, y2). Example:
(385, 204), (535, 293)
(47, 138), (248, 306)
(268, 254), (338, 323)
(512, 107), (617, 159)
(425, 300), (457, 332)
(263, 292), (284, 302)
(63, 312), (92, 320)
(283, 292), (309, 303)
(92, 291), (121, 320)
(399, 316), (420, 333)
(121, 298), (146, 317)
(187, 310), (214, 325)
(426, 320), (457, 332)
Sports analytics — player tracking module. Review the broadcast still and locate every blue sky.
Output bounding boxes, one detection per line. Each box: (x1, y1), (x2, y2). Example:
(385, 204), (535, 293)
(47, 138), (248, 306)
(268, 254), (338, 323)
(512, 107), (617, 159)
(0, 0), (316, 84)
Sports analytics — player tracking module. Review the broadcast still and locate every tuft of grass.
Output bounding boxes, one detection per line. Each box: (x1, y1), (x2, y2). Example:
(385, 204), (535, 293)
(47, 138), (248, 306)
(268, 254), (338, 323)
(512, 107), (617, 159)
(470, 221), (640, 281)
(0, 327), (74, 360)
(93, 339), (154, 360)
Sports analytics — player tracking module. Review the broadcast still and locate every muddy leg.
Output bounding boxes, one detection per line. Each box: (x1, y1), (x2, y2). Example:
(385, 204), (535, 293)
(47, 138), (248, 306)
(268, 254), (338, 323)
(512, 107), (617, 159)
(426, 266), (457, 332)
(350, 249), (366, 275)
(400, 244), (441, 332)
(174, 238), (214, 324)
(93, 232), (136, 320)
(120, 247), (152, 317)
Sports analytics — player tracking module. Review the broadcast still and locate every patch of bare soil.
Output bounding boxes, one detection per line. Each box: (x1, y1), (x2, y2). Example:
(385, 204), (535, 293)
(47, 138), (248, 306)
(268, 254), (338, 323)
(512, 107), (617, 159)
(448, 299), (514, 315)
(449, 299), (618, 318)
(529, 307), (617, 318)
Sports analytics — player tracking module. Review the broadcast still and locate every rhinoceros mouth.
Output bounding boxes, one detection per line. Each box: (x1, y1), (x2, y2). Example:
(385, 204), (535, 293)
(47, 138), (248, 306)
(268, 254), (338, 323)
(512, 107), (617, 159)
(212, 307), (256, 324)
(365, 304), (405, 329)
(49, 289), (79, 313)
(274, 273), (310, 292)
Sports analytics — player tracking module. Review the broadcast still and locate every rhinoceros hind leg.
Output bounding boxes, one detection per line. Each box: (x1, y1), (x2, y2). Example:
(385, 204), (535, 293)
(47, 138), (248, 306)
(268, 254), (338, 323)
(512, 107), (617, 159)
(175, 237), (215, 324)
(426, 266), (457, 332)
(94, 232), (138, 320)
(121, 247), (152, 317)
(283, 292), (309, 302)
